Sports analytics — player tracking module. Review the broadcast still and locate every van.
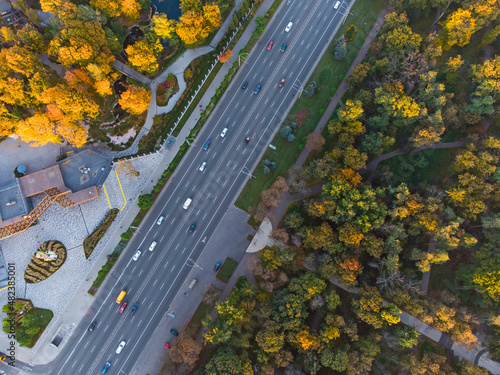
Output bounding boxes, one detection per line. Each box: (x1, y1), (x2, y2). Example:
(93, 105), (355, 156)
(183, 198), (192, 210)
(116, 290), (126, 304)
(188, 279), (198, 289)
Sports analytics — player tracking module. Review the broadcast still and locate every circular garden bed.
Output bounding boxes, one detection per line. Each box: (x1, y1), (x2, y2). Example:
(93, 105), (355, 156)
(24, 240), (67, 283)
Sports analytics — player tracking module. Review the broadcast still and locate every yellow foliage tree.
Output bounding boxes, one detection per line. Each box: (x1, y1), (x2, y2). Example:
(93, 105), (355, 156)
(121, 0), (141, 22)
(125, 39), (162, 73)
(118, 85), (151, 115)
(295, 329), (320, 351)
(17, 112), (61, 146)
(203, 3), (221, 30)
(89, 0), (120, 17)
(338, 100), (364, 122)
(440, 8), (477, 49)
(153, 14), (176, 40)
(338, 223), (364, 245)
(176, 10), (209, 46)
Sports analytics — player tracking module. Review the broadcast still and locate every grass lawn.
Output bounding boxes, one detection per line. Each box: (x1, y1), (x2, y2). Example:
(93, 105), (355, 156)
(28, 307), (54, 348)
(185, 301), (213, 336)
(235, 0), (385, 212)
(216, 257), (238, 283)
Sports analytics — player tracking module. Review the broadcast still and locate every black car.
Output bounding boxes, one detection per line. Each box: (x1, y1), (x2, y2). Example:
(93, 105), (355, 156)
(245, 137), (250, 144)
(241, 81), (248, 91)
(170, 328), (179, 336)
(130, 303), (138, 315)
(188, 224), (196, 233)
(214, 261), (222, 271)
(88, 321), (97, 332)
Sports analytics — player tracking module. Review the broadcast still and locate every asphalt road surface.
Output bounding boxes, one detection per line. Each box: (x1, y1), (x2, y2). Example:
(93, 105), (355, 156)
(3, 0), (352, 374)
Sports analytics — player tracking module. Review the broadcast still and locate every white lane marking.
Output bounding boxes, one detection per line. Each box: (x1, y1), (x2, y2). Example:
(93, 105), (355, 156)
(217, 177), (221, 183)
(261, 117), (266, 123)
(171, 218), (175, 224)
(255, 114), (259, 120)
(253, 73), (257, 79)
(185, 181), (190, 188)
(79, 364), (84, 372)
(175, 197), (180, 203)
(269, 61), (273, 66)
(163, 261), (169, 268)
(241, 106), (245, 111)
(226, 160), (231, 167)
(298, 57), (302, 63)
(309, 25), (313, 31)
(207, 193), (211, 199)
(182, 247), (186, 254)
(138, 319), (142, 326)
(192, 185), (196, 190)
(91, 346), (96, 353)
(226, 117), (230, 123)
(131, 316), (135, 323)
(149, 301), (154, 309)
(292, 53), (296, 60)
(212, 152), (217, 158)
(233, 164), (237, 170)
(153, 279), (157, 286)
(84, 341), (89, 349)
(108, 304), (113, 310)
(175, 244), (180, 250)
(71, 361), (77, 369)
(265, 98), (269, 104)
(235, 102), (239, 108)
(104, 325), (109, 332)
(283, 68), (287, 74)
(171, 265), (176, 271)
(236, 145), (241, 151)
(138, 269), (143, 277)
(160, 282), (165, 290)
(196, 209), (200, 216)
(203, 213), (207, 220)
(223, 180), (228, 186)
(132, 266), (136, 273)
(214, 196), (218, 202)
(160, 235), (165, 242)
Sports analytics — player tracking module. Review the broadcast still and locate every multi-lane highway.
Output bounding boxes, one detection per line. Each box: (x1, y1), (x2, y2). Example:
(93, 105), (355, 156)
(4, 0), (351, 374)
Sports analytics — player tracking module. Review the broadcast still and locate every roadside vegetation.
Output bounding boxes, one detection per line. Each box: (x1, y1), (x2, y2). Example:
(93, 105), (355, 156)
(24, 240), (67, 283)
(83, 209), (119, 258)
(216, 257), (239, 283)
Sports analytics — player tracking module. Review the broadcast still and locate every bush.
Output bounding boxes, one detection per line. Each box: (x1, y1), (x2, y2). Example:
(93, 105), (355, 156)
(83, 209), (119, 258)
(24, 241), (67, 283)
(138, 194), (154, 210)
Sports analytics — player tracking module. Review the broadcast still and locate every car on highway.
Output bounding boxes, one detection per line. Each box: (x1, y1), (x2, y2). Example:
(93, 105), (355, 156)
(130, 303), (138, 315)
(132, 250), (141, 261)
(101, 362), (111, 374)
(164, 342), (171, 349)
(183, 198), (192, 209)
(254, 85), (261, 94)
(119, 302), (128, 313)
(334, 0), (341, 9)
(170, 328), (179, 336)
(220, 127), (228, 137)
(267, 41), (274, 50)
(278, 78), (286, 88)
(88, 321), (97, 332)
(281, 43), (287, 52)
(285, 22), (293, 32)
(214, 261), (222, 271)
(203, 139), (211, 150)
(116, 341), (126, 354)
(241, 81), (248, 91)
(149, 241), (157, 251)
(156, 215), (165, 225)
(199, 161), (207, 172)
(245, 137), (250, 144)
(188, 224), (196, 233)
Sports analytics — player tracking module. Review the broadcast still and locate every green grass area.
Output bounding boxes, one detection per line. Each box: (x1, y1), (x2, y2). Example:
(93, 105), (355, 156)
(235, 0), (385, 212)
(27, 307), (54, 348)
(216, 257), (238, 283)
(186, 301), (213, 336)
(377, 147), (461, 188)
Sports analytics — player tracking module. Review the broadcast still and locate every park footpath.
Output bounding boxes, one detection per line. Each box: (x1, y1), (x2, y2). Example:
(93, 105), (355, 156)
(4, 0), (279, 370)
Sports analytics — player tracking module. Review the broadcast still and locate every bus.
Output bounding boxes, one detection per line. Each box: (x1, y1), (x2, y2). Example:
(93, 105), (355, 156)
(116, 290), (126, 304)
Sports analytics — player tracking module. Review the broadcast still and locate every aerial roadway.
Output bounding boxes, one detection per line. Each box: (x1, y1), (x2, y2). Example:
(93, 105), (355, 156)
(3, 0), (351, 374)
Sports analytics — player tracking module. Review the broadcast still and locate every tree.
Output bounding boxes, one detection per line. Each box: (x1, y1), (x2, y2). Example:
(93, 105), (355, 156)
(89, 0), (120, 17)
(219, 49), (234, 63)
(307, 154), (337, 180)
(338, 100), (364, 122)
(347, 62), (371, 87)
(334, 35), (346, 60)
(305, 133), (325, 152)
(121, 0), (142, 22)
(272, 289), (307, 331)
(169, 333), (202, 370)
(352, 285), (384, 329)
(152, 14), (176, 40)
(320, 347), (349, 372)
(205, 346), (249, 375)
(284, 212), (304, 230)
(255, 321), (285, 353)
(439, 8), (477, 50)
(382, 25), (422, 52)
(302, 222), (335, 251)
(289, 272), (327, 300)
(180, 0), (202, 14)
(125, 39), (162, 73)
(338, 223), (364, 246)
(118, 85), (151, 115)
(258, 245), (295, 270)
(138, 194), (154, 210)
(176, 10), (210, 46)
(203, 3), (221, 30)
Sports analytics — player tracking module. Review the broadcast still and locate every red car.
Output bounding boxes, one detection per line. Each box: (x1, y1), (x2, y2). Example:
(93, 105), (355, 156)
(278, 78), (285, 88)
(119, 302), (128, 313)
(164, 342), (171, 349)
(267, 41), (274, 50)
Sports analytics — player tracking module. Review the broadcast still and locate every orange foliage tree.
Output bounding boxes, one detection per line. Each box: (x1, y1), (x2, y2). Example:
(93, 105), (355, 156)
(219, 49), (234, 63)
(118, 85), (151, 115)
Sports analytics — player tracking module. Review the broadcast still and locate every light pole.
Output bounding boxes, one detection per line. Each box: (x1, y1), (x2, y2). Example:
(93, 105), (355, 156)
(186, 258), (203, 270)
(238, 53), (248, 66)
(241, 167), (256, 179)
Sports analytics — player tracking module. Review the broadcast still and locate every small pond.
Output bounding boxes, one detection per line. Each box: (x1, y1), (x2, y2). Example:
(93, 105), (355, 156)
(151, 0), (181, 20)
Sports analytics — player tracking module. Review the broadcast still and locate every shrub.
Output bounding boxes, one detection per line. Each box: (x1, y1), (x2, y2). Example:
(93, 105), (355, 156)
(138, 194), (154, 210)
(345, 24), (357, 41)
(24, 241), (67, 283)
(83, 209), (119, 258)
(295, 109), (310, 127)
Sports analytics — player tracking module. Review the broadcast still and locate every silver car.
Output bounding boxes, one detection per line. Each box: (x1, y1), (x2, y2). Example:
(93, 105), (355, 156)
(149, 241), (157, 251)
(199, 162), (207, 172)
(132, 250), (141, 261)
(285, 22), (293, 32)
(116, 340), (126, 354)
(220, 128), (228, 137)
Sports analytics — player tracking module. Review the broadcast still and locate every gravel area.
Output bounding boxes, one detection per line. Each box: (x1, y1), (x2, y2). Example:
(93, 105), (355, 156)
(0, 152), (164, 352)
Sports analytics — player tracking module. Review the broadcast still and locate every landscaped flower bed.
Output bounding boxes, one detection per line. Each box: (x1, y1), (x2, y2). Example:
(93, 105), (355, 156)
(157, 73), (179, 107)
(24, 241), (67, 283)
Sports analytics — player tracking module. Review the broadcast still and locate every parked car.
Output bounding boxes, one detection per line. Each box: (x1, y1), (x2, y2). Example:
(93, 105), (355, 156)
(214, 261), (222, 271)
(119, 302), (128, 313)
(164, 342), (171, 349)
(156, 216), (165, 225)
(199, 162), (207, 172)
(132, 250), (141, 261)
(88, 321), (96, 332)
(102, 362), (111, 374)
(220, 128), (228, 137)
(188, 224), (196, 233)
(254, 85), (261, 94)
(285, 22), (293, 32)
(267, 41), (274, 50)
(278, 78), (286, 88)
(170, 328), (179, 336)
(130, 303), (138, 315)
(149, 241), (157, 251)
(115, 340), (126, 354)
(241, 81), (248, 91)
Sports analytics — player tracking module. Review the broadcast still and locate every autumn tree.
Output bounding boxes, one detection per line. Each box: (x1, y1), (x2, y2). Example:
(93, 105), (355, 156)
(352, 284), (384, 329)
(255, 320), (285, 353)
(219, 49), (235, 63)
(305, 133), (325, 152)
(439, 8), (477, 50)
(152, 13), (177, 40)
(125, 38), (163, 73)
(168, 333), (202, 370)
(176, 10), (210, 46)
(118, 85), (151, 115)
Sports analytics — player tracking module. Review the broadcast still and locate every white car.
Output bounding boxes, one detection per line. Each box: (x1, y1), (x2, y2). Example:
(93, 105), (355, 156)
(199, 162), (207, 172)
(116, 340), (126, 354)
(285, 22), (293, 32)
(132, 250), (141, 261)
(149, 241), (157, 252)
(156, 216), (165, 225)
(334, 1), (341, 9)
(220, 128), (228, 137)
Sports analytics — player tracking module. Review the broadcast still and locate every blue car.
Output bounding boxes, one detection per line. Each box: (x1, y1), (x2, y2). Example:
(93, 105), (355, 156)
(241, 81), (248, 91)
(130, 303), (138, 315)
(254, 84), (261, 94)
(102, 362), (111, 374)
(203, 139), (211, 150)
(214, 261), (222, 271)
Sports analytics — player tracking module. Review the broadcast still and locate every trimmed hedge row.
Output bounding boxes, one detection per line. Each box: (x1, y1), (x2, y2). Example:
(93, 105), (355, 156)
(83, 208), (119, 258)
